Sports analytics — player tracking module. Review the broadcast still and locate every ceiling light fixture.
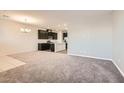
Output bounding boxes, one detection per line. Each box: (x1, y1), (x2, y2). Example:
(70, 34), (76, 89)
(0, 10), (9, 19)
(20, 18), (31, 33)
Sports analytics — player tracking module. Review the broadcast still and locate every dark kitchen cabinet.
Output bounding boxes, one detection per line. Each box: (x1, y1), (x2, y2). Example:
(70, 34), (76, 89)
(38, 29), (57, 40)
(38, 43), (55, 52)
(38, 30), (48, 39)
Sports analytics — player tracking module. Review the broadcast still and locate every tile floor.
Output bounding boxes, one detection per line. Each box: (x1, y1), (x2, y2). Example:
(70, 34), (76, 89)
(0, 56), (26, 72)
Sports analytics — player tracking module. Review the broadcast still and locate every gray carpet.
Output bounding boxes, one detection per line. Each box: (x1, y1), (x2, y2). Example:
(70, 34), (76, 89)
(0, 51), (123, 83)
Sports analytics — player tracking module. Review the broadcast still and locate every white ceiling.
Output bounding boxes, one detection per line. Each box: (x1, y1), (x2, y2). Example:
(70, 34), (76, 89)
(0, 10), (112, 30)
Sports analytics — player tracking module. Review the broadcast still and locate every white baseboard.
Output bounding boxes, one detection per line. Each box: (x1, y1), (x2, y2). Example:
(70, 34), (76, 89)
(112, 60), (124, 77)
(68, 53), (124, 77)
(68, 53), (112, 61)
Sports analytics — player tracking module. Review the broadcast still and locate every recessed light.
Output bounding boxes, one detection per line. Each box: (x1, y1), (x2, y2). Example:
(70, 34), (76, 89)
(58, 24), (61, 27)
(63, 24), (67, 26)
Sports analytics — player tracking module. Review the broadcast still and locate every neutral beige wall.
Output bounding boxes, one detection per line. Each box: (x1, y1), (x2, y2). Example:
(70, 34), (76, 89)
(113, 11), (124, 74)
(68, 14), (112, 60)
(0, 19), (38, 55)
(0, 12), (113, 61)
(0, 19), (66, 56)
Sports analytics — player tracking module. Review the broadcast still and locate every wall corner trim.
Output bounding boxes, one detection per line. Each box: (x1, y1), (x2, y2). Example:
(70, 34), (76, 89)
(112, 60), (124, 78)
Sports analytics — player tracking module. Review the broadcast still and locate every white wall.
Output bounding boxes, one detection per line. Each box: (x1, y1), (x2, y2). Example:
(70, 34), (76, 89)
(0, 19), (38, 55)
(68, 14), (112, 60)
(112, 11), (124, 74)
